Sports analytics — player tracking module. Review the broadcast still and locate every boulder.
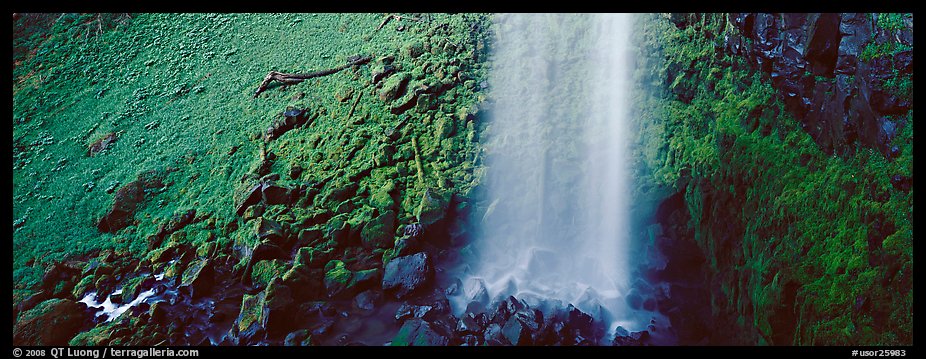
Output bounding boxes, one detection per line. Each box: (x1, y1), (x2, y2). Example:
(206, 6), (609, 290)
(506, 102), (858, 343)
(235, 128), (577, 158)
(349, 268), (381, 294)
(502, 316), (531, 345)
(323, 260), (353, 298)
(13, 299), (93, 345)
(235, 291), (265, 342)
(483, 323), (507, 345)
(361, 210), (396, 249)
(281, 263), (323, 301)
(379, 72), (410, 102)
(262, 278), (295, 337)
(235, 183), (263, 216)
(249, 259), (288, 288)
(463, 277), (490, 306)
(382, 252), (434, 299)
(391, 318), (449, 346)
(261, 183), (291, 206)
(456, 312), (483, 334)
(97, 183), (142, 233)
(295, 229), (323, 249)
(255, 217), (284, 245)
(295, 246), (331, 269)
(416, 188), (449, 227)
(179, 259), (214, 299)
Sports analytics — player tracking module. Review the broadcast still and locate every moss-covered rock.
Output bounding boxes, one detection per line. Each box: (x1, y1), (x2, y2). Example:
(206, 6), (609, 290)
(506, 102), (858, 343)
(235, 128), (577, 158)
(325, 213), (352, 247)
(391, 318), (449, 346)
(71, 275), (95, 299)
(416, 188), (449, 227)
(235, 291), (265, 341)
(295, 246), (330, 269)
(281, 263), (323, 301)
(179, 258), (214, 298)
(251, 259), (289, 289)
(370, 181), (397, 210)
(361, 210), (397, 249)
(68, 325), (113, 346)
(323, 260), (353, 298)
(380, 72), (412, 103)
(13, 299), (92, 345)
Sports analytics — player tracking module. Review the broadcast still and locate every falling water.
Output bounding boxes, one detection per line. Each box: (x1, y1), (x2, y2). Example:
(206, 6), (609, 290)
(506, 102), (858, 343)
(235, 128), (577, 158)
(463, 13), (643, 334)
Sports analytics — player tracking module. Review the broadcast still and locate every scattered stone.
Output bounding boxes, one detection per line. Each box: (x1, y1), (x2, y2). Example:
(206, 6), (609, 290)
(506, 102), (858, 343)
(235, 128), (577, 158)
(284, 329), (312, 346)
(395, 303), (434, 321)
(353, 290), (381, 312)
(382, 252), (434, 299)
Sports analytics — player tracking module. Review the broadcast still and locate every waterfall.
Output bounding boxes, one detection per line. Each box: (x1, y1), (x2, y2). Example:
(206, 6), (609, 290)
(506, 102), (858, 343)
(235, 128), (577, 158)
(460, 13), (643, 335)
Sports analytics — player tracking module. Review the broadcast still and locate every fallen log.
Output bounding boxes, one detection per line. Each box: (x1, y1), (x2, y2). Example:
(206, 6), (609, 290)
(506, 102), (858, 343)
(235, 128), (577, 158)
(377, 14), (423, 31)
(253, 55), (372, 98)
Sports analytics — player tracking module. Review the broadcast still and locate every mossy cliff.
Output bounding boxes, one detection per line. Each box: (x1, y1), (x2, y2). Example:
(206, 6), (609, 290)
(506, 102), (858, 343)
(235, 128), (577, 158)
(13, 13), (490, 345)
(631, 13), (912, 345)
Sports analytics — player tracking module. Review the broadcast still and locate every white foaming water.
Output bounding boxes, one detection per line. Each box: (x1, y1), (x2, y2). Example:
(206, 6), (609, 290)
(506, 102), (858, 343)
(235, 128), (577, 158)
(461, 14), (641, 333)
(80, 289), (157, 322)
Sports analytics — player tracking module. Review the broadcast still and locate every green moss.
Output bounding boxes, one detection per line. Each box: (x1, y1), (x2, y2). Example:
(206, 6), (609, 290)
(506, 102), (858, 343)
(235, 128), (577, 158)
(69, 324), (113, 346)
(876, 13), (908, 32)
(250, 259), (288, 288)
(633, 13), (912, 345)
(416, 188), (449, 226)
(12, 12), (490, 297)
(236, 291), (264, 334)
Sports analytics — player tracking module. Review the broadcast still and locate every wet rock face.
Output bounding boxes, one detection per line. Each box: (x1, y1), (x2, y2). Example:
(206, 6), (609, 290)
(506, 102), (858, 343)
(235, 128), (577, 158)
(715, 13), (913, 157)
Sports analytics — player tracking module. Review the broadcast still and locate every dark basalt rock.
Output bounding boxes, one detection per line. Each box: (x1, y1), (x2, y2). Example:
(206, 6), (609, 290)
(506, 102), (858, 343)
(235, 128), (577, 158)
(97, 171), (165, 233)
(179, 259), (215, 299)
(724, 12), (912, 157)
(235, 184), (263, 216)
(391, 318), (449, 346)
(382, 252), (434, 299)
(261, 183), (291, 206)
